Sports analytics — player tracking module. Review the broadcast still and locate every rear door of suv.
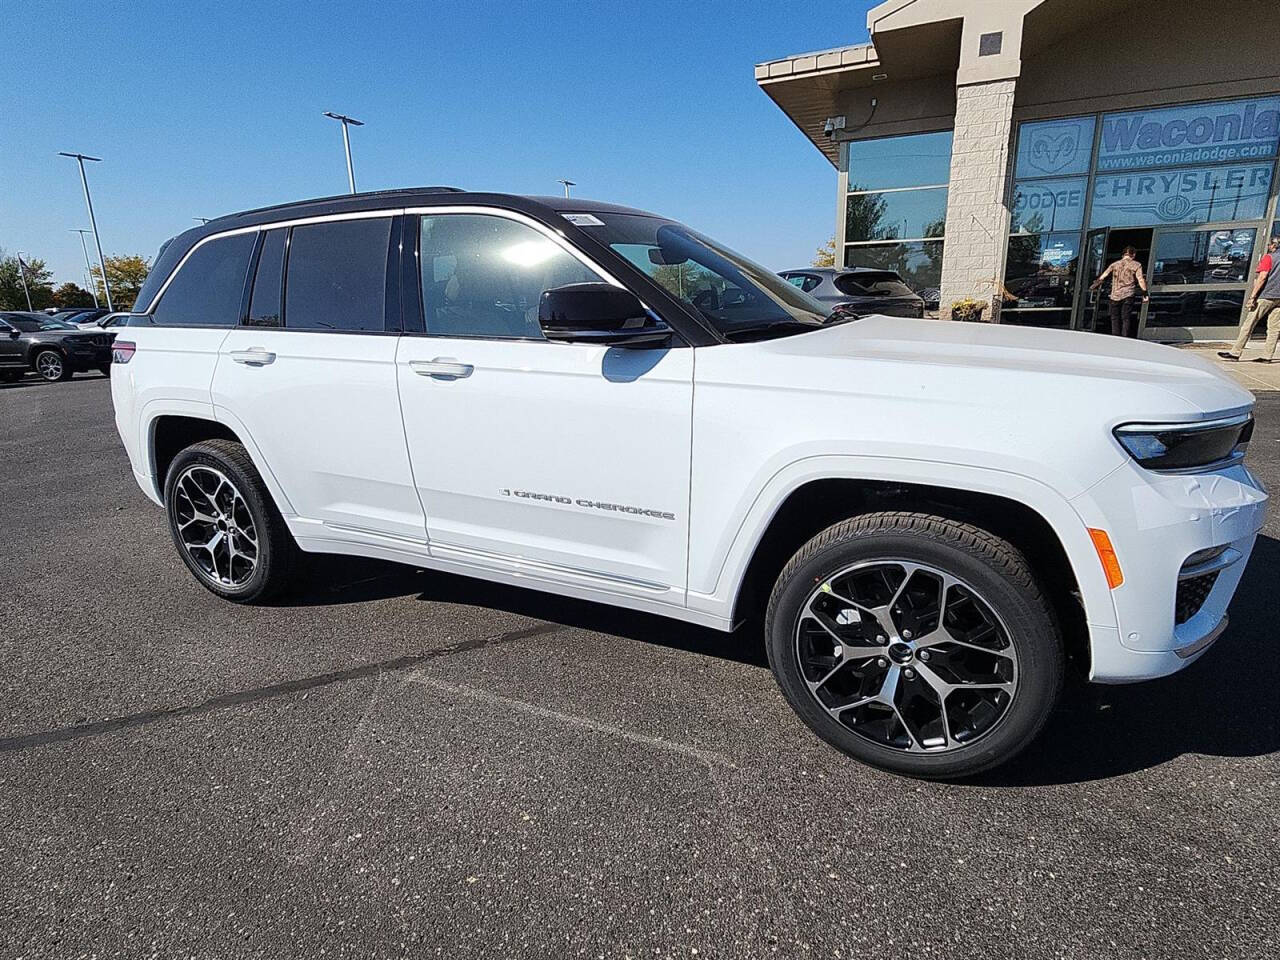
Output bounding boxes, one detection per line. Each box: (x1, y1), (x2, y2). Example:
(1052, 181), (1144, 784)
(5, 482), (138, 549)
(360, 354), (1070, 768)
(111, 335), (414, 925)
(211, 213), (425, 544)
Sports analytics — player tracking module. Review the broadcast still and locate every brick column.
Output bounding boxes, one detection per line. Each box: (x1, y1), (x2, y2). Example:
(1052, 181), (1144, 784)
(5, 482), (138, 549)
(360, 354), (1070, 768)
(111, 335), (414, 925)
(938, 79), (1017, 321)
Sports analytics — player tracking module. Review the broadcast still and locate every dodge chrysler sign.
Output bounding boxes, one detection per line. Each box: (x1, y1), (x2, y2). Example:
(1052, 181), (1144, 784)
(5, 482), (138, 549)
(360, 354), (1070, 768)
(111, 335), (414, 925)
(1097, 96), (1280, 171)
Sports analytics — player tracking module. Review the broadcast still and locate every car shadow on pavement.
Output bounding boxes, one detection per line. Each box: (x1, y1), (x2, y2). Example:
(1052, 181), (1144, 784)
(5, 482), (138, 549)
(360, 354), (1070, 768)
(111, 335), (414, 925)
(978, 533), (1280, 787)
(284, 537), (1280, 785)
(0, 373), (110, 391)
(283, 554), (768, 668)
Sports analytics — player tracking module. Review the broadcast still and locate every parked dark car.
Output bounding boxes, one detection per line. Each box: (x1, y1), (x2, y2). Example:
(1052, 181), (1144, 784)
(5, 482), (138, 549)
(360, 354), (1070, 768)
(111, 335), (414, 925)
(778, 267), (925, 319)
(62, 307), (112, 325)
(0, 312), (114, 382)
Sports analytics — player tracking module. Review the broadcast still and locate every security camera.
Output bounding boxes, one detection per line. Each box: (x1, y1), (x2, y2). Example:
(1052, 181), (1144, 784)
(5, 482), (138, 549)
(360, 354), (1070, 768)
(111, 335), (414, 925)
(823, 115), (846, 139)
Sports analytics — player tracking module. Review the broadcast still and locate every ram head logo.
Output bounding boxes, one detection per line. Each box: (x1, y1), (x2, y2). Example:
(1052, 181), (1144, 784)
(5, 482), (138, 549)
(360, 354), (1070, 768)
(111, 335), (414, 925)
(1026, 123), (1083, 175)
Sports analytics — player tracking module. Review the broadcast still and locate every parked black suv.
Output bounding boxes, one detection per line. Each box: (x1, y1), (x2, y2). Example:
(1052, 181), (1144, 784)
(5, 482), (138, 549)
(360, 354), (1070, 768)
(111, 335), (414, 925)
(0, 312), (113, 382)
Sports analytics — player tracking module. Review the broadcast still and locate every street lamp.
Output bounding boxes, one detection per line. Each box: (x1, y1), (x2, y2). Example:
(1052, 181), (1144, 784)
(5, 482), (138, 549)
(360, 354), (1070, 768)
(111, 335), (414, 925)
(58, 152), (113, 311)
(69, 229), (100, 307)
(323, 112), (364, 194)
(556, 179), (576, 199)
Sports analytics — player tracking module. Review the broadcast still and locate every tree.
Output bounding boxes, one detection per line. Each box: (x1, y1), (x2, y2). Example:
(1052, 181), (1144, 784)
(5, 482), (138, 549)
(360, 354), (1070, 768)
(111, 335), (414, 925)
(52, 282), (97, 308)
(0, 250), (54, 310)
(812, 237), (837, 268)
(91, 255), (150, 310)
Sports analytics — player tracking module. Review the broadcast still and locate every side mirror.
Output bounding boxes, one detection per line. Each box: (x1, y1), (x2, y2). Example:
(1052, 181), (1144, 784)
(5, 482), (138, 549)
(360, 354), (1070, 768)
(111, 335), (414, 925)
(538, 283), (671, 348)
(7, 328), (19, 339)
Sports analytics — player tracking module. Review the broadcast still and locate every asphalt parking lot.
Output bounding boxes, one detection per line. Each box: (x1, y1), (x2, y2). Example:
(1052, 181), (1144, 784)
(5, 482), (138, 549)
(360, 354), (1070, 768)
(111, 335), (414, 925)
(2, 373), (1278, 959)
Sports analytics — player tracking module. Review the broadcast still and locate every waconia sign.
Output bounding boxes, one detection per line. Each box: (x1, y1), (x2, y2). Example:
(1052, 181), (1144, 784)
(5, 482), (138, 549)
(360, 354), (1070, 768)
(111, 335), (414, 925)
(1098, 97), (1280, 171)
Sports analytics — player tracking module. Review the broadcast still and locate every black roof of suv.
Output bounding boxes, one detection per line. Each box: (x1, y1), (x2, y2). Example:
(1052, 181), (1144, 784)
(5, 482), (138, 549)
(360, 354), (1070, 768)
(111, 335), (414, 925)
(133, 189), (672, 318)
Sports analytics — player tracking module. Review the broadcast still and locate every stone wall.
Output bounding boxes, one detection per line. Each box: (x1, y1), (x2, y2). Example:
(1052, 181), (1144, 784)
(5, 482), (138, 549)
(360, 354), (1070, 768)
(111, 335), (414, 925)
(937, 79), (1017, 321)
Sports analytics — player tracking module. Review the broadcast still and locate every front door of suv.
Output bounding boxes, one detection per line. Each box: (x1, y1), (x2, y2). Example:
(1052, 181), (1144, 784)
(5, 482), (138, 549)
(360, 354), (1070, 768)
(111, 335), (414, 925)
(211, 214), (425, 544)
(396, 209), (694, 602)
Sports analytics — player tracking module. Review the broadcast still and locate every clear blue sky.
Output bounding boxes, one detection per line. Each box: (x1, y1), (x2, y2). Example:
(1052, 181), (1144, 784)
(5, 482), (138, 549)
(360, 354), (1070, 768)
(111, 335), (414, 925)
(2, 0), (875, 288)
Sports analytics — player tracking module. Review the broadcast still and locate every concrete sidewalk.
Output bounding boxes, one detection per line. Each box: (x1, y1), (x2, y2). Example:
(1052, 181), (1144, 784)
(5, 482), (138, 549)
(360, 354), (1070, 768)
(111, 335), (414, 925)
(1177, 343), (1280, 392)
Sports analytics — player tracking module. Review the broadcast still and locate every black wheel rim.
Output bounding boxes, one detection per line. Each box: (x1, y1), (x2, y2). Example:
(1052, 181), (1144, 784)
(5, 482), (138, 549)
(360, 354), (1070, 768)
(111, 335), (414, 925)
(794, 560), (1019, 754)
(173, 465), (259, 588)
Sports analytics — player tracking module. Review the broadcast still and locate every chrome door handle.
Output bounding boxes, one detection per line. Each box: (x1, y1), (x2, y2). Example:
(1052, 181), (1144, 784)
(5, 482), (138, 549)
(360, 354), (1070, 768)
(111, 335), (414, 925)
(409, 358), (474, 380)
(229, 348), (276, 366)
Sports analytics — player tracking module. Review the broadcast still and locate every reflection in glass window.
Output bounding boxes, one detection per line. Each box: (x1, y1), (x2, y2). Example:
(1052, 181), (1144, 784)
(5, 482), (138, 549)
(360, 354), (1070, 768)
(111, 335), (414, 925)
(1145, 290), (1245, 329)
(1090, 162), (1273, 228)
(846, 188), (947, 242)
(247, 229), (285, 327)
(151, 233), (255, 327)
(845, 240), (944, 293)
(1004, 233), (1081, 308)
(1152, 229), (1256, 285)
(1010, 177), (1088, 233)
(846, 131), (953, 191)
(1001, 309), (1072, 329)
(1014, 116), (1096, 179)
(285, 218), (391, 331)
(419, 214), (600, 339)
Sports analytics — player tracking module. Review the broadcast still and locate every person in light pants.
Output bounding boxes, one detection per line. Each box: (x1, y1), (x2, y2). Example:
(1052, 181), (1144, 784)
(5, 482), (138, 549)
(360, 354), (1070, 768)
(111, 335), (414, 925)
(1220, 238), (1279, 362)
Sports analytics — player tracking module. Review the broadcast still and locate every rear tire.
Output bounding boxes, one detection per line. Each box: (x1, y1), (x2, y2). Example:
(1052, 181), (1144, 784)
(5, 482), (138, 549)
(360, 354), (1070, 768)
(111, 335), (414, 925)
(163, 439), (297, 603)
(98, 364), (112, 377)
(765, 511), (1063, 780)
(34, 349), (70, 382)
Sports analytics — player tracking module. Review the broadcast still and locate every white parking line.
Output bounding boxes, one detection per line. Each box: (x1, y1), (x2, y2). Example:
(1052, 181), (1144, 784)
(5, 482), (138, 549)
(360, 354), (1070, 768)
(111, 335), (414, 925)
(406, 673), (736, 768)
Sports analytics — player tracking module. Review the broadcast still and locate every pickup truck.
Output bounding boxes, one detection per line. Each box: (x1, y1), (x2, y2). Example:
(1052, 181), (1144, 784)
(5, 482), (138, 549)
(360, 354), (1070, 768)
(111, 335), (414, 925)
(110, 188), (1267, 778)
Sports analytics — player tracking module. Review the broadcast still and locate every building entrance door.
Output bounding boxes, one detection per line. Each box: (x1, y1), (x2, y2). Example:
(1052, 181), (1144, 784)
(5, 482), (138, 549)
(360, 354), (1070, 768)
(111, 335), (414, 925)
(1073, 228), (1154, 335)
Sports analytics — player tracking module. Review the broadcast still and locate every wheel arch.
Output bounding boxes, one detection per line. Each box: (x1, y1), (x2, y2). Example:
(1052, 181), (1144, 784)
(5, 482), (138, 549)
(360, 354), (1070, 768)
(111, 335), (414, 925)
(146, 412), (295, 521)
(28, 341), (66, 365)
(725, 472), (1108, 678)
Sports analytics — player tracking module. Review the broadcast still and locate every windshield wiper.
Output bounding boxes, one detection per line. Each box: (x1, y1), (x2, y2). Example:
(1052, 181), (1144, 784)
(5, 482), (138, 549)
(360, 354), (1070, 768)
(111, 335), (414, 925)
(722, 319), (825, 342)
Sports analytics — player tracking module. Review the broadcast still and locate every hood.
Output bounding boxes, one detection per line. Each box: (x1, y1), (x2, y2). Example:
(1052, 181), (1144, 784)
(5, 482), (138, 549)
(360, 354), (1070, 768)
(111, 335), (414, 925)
(764, 315), (1252, 420)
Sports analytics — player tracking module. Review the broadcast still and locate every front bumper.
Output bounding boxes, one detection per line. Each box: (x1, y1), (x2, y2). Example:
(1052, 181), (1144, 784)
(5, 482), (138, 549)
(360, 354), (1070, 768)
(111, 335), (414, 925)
(1074, 458), (1267, 683)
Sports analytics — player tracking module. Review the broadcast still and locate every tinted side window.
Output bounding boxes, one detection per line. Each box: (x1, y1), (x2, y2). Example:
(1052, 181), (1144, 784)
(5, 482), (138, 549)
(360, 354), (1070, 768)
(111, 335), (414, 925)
(285, 218), (391, 332)
(247, 228), (286, 327)
(419, 214), (600, 339)
(150, 233), (255, 327)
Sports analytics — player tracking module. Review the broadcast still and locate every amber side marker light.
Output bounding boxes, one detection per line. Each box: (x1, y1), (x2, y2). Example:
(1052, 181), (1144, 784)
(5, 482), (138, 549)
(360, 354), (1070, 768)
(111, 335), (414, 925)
(1088, 528), (1124, 589)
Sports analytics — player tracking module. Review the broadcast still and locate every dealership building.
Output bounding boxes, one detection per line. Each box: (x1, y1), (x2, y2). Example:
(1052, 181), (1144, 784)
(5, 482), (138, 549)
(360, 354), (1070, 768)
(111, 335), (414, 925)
(756, 0), (1280, 339)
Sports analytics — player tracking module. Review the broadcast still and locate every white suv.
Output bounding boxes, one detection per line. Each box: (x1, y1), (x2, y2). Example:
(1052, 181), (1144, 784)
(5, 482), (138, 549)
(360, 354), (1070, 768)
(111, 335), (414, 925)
(111, 189), (1267, 778)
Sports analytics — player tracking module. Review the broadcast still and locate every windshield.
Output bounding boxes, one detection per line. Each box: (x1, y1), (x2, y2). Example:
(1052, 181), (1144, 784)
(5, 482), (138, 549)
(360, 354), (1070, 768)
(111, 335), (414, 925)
(8, 317), (76, 332)
(585, 213), (834, 339)
(833, 272), (916, 298)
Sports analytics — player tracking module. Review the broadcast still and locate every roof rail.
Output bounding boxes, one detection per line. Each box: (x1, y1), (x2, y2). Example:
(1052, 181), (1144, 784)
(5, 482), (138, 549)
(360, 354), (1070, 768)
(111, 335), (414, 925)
(202, 186), (467, 225)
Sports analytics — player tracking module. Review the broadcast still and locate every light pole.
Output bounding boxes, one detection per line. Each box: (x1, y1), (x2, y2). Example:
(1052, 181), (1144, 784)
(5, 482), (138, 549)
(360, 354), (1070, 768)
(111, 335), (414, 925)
(15, 255), (33, 310)
(323, 112), (364, 194)
(70, 229), (100, 307)
(556, 179), (576, 199)
(58, 152), (113, 311)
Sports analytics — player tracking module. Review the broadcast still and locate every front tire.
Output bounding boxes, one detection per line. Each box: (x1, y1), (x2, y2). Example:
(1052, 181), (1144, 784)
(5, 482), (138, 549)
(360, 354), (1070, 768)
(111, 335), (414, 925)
(765, 512), (1063, 779)
(163, 439), (297, 603)
(34, 349), (70, 382)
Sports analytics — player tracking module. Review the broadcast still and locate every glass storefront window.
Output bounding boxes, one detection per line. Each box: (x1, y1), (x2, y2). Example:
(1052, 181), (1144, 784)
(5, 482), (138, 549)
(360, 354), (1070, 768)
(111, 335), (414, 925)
(846, 188), (948, 242)
(1090, 162), (1274, 228)
(1097, 96), (1280, 173)
(1015, 116), (1096, 179)
(1151, 228), (1256, 285)
(1001, 309), (1072, 328)
(1003, 233), (1081, 308)
(1010, 177), (1088, 233)
(846, 131), (953, 191)
(1145, 290), (1245, 330)
(845, 240), (944, 294)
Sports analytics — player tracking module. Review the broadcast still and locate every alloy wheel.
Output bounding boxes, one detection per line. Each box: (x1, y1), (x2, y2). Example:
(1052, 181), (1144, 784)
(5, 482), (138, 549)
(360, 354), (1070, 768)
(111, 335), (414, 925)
(172, 465), (259, 588)
(795, 560), (1019, 753)
(36, 352), (63, 381)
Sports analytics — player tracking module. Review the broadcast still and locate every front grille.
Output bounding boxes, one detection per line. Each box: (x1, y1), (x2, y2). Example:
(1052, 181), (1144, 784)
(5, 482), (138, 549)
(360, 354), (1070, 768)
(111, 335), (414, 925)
(1175, 572), (1219, 625)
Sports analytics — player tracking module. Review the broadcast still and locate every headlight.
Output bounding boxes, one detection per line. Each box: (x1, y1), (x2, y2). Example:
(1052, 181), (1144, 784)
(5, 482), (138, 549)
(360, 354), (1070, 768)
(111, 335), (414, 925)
(1114, 414), (1253, 472)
